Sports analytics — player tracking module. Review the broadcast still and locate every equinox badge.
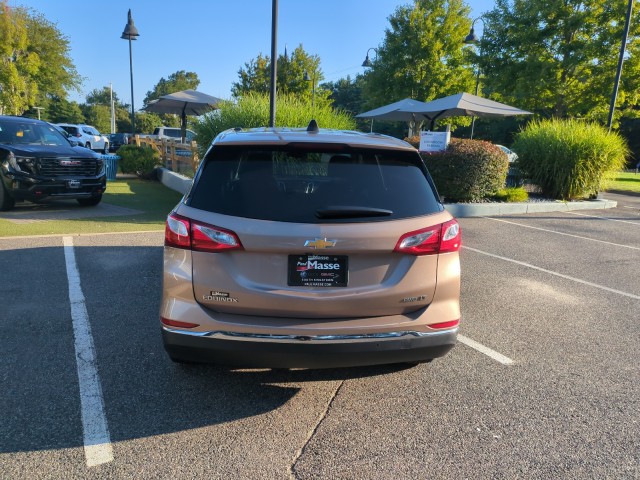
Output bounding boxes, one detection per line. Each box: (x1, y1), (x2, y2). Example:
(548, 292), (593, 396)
(304, 238), (337, 249)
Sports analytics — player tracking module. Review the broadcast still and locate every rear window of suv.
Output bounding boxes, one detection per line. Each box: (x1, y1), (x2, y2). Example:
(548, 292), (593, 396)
(188, 145), (442, 223)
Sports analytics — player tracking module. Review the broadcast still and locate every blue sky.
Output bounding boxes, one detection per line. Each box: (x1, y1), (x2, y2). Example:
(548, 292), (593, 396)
(14, 0), (493, 106)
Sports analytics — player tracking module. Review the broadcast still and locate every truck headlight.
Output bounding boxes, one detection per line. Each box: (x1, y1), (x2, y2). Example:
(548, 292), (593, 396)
(7, 152), (36, 174)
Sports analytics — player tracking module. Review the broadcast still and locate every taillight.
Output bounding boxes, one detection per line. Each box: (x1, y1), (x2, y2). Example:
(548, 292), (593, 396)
(161, 317), (199, 328)
(164, 212), (243, 252)
(429, 319), (460, 330)
(394, 219), (461, 255)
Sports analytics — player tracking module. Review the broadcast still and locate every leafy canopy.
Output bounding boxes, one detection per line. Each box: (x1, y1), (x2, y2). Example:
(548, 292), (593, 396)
(480, 0), (640, 120)
(231, 44), (328, 105)
(142, 70), (200, 108)
(0, 1), (80, 115)
(362, 0), (475, 109)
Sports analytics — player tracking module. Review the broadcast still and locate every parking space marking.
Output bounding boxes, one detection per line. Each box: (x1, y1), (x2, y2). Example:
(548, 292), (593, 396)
(457, 335), (514, 365)
(63, 236), (113, 467)
(463, 246), (640, 301)
(565, 211), (640, 225)
(484, 217), (640, 251)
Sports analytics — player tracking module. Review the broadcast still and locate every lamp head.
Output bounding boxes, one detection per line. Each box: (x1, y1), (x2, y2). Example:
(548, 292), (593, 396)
(121, 9), (139, 40)
(464, 27), (479, 44)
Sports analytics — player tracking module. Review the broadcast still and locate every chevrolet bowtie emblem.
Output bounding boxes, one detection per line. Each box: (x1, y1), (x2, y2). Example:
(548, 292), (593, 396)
(304, 238), (337, 249)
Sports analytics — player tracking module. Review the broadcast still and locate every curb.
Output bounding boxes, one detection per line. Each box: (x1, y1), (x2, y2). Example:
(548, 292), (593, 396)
(158, 168), (618, 218)
(159, 168), (192, 195)
(444, 198), (617, 218)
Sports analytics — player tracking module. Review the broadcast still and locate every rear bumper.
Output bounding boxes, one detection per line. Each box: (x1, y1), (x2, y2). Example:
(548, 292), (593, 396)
(162, 327), (457, 368)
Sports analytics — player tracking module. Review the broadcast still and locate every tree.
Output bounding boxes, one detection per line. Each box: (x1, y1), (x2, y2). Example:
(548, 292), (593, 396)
(86, 86), (121, 107)
(142, 70), (200, 107)
(231, 44), (326, 103)
(322, 75), (374, 131)
(361, 0), (475, 110)
(47, 96), (84, 123)
(480, 0), (640, 119)
(0, 1), (81, 115)
(322, 75), (366, 116)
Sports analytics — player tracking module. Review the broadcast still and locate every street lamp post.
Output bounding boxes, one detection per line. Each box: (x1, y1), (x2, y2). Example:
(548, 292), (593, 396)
(121, 9), (139, 136)
(607, 0), (634, 132)
(464, 17), (485, 139)
(269, 0), (278, 127)
(303, 70), (316, 111)
(361, 48), (378, 68)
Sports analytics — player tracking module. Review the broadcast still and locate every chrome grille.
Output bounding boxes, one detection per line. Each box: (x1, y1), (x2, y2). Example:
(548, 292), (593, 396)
(38, 157), (101, 177)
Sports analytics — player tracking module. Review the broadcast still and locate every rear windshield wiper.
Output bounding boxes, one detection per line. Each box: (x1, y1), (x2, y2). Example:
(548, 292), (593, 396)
(315, 206), (393, 219)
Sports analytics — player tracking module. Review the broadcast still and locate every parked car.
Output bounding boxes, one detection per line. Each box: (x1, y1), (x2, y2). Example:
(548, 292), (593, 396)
(160, 121), (462, 368)
(107, 133), (131, 152)
(496, 145), (523, 187)
(142, 126), (196, 143)
(496, 144), (518, 163)
(0, 116), (106, 211)
(56, 123), (109, 153)
(49, 123), (82, 147)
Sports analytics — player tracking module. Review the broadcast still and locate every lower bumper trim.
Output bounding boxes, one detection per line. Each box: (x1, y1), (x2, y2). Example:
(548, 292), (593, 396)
(162, 327), (458, 368)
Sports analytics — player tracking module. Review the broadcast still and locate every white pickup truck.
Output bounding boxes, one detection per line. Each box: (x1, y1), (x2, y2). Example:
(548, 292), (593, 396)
(142, 126), (196, 143)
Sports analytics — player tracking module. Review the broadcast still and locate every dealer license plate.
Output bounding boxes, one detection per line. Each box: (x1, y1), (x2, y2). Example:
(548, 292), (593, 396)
(288, 254), (348, 287)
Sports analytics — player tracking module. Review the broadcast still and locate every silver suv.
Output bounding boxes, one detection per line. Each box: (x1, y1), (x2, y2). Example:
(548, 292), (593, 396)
(160, 122), (461, 368)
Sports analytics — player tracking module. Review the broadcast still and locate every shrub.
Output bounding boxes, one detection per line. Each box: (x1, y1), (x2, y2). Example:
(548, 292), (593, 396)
(420, 138), (509, 202)
(512, 119), (629, 200)
(193, 92), (356, 156)
(116, 145), (160, 179)
(491, 187), (529, 202)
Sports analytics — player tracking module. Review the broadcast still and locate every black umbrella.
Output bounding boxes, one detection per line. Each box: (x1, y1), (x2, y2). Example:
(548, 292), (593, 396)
(404, 92), (532, 131)
(144, 89), (222, 142)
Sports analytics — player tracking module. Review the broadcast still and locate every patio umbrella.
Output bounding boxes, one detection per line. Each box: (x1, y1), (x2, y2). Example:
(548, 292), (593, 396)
(144, 89), (222, 142)
(355, 98), (435, 122)
(405, 92), (532, 131)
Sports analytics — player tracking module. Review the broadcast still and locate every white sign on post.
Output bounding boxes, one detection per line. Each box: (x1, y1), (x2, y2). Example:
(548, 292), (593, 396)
(419, 131), (451, 152)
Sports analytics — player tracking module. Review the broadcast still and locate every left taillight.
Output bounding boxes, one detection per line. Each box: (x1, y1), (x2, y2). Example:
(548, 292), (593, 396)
(164, 213), (243, 252)
(394, 219), (461, 256)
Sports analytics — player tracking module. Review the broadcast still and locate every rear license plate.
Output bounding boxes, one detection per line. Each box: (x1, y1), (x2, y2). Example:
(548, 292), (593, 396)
(288, 255), (348, 287)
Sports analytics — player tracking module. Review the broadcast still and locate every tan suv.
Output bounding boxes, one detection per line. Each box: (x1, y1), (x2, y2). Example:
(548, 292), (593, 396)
(160, 121), (461, 368)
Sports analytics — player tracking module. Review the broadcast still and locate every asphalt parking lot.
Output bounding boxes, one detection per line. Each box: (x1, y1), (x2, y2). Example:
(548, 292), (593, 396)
(1, 192), (638, 479)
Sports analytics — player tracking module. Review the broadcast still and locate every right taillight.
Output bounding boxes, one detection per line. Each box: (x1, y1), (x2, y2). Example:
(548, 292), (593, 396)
(165, 213), (243, 252)
(394, 219), (461, 255)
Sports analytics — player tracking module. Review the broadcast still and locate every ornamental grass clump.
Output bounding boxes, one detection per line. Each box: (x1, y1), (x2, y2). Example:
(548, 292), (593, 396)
(421, 138), (509, 202)
(512, 119), (629, 200)
(193, 93), (356, 156)
(492, 187), (529, 203)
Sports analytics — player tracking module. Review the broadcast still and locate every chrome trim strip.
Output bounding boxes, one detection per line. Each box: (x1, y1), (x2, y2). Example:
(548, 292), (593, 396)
(162, 326), (458, 344)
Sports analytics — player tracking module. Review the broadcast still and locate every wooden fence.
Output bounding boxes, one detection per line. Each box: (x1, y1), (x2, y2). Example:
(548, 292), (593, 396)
(133, 135), (200, 176)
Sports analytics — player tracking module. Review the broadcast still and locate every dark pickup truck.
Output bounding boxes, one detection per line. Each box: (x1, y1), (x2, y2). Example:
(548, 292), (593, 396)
(0, 116), (106, 211)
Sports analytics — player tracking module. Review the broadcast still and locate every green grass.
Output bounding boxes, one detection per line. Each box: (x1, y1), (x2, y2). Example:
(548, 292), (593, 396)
(604, 171), (640, 194)
(0, 178), (182, 237)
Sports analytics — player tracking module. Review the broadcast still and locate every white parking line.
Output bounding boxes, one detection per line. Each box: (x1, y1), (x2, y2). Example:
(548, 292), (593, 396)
(565, 211), (640, 225)
(457, 335), (514, 365)
(63, 237), (113, 467)
(484, 217), (640, 251)
(463, 246), (640, 301)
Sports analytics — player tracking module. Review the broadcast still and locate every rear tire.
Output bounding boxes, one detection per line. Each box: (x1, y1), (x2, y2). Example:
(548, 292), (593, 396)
(0, 180), (16, 211)
(77, 194), (102, 207)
